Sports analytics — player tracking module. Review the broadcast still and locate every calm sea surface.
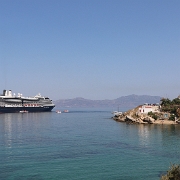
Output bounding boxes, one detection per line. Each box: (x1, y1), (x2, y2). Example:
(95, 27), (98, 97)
(1, 109), (180, 180)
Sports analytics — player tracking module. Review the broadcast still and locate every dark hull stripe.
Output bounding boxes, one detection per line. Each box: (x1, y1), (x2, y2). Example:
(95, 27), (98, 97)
(0, 106), (55, 113)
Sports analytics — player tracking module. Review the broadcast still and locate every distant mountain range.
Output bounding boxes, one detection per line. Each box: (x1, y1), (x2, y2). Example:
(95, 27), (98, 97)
(54, 94), (161, 109)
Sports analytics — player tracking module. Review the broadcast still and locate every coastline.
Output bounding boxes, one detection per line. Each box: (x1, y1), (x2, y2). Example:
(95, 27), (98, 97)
(113, 115), (178, 125)
(153, 119), (177, 125)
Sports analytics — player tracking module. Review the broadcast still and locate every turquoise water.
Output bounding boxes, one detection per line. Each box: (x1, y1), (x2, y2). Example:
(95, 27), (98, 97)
(1, 110), (180, 180)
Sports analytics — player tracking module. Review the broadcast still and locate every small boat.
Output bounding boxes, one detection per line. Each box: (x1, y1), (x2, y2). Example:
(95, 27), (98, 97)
(112, 106), (122, 116)
(19, 110), (28, 113)
(56, 110), (61, 113)
(63, 110), (69, 113)
(112, 111), (122, 116)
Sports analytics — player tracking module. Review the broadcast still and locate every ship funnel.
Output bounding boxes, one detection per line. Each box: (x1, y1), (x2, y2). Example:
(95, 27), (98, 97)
(9, 90), (12, 97)
(3, 90), (13, 96)
(3, 90), (6, 96)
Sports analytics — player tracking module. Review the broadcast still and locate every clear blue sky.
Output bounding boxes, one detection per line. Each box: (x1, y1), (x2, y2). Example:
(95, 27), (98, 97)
(0, 0), (180, 100)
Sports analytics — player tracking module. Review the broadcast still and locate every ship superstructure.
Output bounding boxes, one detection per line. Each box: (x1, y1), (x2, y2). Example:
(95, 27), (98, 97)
(0, 90), (55, 113)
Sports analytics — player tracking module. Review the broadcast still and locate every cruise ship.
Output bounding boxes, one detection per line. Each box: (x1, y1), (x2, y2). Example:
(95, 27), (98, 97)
(0, 90), (55, 113)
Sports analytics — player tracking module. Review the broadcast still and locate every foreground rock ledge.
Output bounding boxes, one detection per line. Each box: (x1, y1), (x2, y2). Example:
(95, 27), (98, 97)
(113, 106), (178, 125)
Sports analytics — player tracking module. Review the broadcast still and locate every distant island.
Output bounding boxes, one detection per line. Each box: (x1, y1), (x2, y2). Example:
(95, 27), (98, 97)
(54, 94), (161, 109)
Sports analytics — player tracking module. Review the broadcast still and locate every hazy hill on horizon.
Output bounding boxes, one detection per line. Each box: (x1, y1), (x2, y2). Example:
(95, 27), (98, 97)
(54, 94), (161, 109)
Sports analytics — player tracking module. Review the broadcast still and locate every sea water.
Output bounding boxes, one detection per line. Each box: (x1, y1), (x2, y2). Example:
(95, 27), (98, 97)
(0, 109), (180, 180)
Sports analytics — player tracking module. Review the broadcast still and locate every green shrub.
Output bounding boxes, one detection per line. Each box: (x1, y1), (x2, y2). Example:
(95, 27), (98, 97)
(152, 114), (158, 120)
(161, 164), (180, 180)
(148, 111), (158, 120)
(169, 114), (176, 121)
(148, 111), (153, 116)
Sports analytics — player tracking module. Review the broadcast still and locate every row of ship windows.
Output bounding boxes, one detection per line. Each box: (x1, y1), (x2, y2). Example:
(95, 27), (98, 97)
(0, 103), (41, 106)
(0, 104), (44, 107)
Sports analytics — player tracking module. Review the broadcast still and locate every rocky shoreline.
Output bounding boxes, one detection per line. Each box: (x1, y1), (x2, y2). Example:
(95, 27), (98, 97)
(112, 106), (178, 125)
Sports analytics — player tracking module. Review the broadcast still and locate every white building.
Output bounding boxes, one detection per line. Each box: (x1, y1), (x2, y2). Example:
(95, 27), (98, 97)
(138, 104), (159, 114)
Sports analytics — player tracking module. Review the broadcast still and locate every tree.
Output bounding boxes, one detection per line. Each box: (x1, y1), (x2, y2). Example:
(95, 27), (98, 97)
(172, 98), (180, 105)
(161, 98), (172, 106)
